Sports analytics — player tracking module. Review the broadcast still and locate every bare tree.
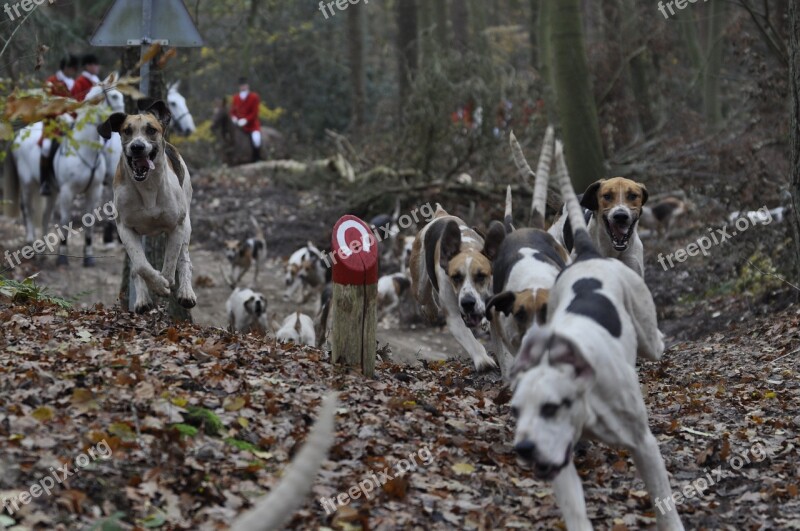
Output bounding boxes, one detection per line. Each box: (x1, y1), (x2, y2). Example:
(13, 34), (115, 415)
(397, 0), (419, 110)
(789, 1), (800, 277)
(348, 1), (366, 127)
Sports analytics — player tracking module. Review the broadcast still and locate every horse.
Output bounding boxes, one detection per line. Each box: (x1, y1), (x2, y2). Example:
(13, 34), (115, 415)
(210, 97), (282, 166)
(7, 74), (124, 266)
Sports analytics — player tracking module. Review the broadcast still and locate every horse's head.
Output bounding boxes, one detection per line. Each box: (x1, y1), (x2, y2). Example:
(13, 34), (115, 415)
(167, 81), (196, 136)
(85, 73), (125, 115)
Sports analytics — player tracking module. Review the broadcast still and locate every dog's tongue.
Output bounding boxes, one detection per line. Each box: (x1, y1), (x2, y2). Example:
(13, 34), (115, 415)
(132, 157), (154, 172)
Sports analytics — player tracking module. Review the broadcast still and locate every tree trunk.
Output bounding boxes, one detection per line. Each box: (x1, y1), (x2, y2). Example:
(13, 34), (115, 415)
(433, 0), (448, 48)
(451, 0), (470, 51)
(789, 1), (800, 280)
(704, 0), (726, 129)
(529, 0), (538, 68)
(397, 0), (419, 110)
(621, 0), (656, 135)
(347, 1), (366, 127)
(550, 0), (605, 190)
(678, 8), (703, 72)
(538, 0), (557, 124)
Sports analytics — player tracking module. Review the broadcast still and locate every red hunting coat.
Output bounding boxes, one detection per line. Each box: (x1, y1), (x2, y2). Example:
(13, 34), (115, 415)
(231, 91), (261, 133)
(45, 75), (71, 98)
(71, 74), (95, 101)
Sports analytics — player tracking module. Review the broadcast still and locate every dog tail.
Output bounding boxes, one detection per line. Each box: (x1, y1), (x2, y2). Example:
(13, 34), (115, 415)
(230, 392), (338, 531)
(555, 141), (598, 260)
(250, 215), (265, 239)
(503, 185), (514, 233)
(531, 125), (555, 229)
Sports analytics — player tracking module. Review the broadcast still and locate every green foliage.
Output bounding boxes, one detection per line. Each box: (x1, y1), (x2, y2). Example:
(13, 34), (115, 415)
(223, 437), (259, 452)
(0, 274), (73, 308)
(736, 252), (784, 297)
(172, 423), (199, 438)
(185, 406), (223, 436)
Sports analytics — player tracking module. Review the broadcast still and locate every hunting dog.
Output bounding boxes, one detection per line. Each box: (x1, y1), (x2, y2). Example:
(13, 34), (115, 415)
(98, 100), (196, 313)
(377, 272), (411, 322)
(549, 174), (648, 277)
(226, 288), (268, 334)
(641, 196), (687, 239)
(409, 205), (505, 371)
(487, 129), (569, 378)
(274, 312), (316, 347)
(284, 242), (327, 303)
(510, 142), (682, 531)
(224, 216), (267, 288)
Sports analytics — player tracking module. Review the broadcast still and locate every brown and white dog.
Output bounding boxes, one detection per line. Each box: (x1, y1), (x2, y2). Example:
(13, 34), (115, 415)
(98, 100), (196, 313)
(549, 177), (648, 277)
(640, 196), (687, 239)
(224, 216), (267, 288)
(274, 312), (316, 347)
(226, 288), (268, 335)
(377, 272), (411, 322)
(284, 242), (327, 303)
(409, 205), (504, 371)
(487, 129), (569, 379)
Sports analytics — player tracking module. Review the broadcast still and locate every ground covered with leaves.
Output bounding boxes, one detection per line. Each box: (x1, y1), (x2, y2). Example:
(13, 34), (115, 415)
(0, 298), (797, 530)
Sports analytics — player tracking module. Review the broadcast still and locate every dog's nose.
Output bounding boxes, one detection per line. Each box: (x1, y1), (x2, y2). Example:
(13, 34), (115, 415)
(130, 142), (145, 154)
(514, 440), (536, 461)
(612, 211), (630, 223)
(460, 295), (476, 313)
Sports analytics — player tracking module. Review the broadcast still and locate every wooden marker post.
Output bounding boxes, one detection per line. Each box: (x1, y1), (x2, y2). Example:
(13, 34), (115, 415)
(331, 215), (378, 377)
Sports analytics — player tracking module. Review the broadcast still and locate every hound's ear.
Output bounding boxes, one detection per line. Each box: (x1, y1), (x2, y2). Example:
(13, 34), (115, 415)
(243, 296), (255, 313)
(548, 336), (595, 389)
(97, 112), (127, 140)
(482, 221), (506, 261)
(486, 291), (516, 320)
(510, 326), (549, 385)
(144, 100), (171, 130)
(638, 183), (649, 206)
(439, 220), (462, 270)
(580, 180), (603, 212)
(137, 97), (156, 112)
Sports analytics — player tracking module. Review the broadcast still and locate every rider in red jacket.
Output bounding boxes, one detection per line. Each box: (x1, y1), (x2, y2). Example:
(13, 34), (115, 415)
(230, 77), (262, 162)
(71, 53), (101, 102)
(40, 55), (79, 196)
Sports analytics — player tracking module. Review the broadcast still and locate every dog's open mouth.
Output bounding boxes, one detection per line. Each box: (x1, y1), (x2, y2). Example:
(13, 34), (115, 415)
(532, 443), (572, 481)
(462, 313), (483, 329)
(603, 216), (636, 251)
(126, 150), (157, 181)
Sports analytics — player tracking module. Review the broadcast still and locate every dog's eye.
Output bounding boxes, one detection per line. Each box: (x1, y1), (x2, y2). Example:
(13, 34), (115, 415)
(475, 272), (487, 283)
(146, 125), (157, 135)
(602, 193), (613, 201)
(123, 127), (132, 135)
(510, 406), (519, 419)
(451, 273), (464, 284)
(562, 398), (573, 409)
(627, 193), (639, 201)
(541, 402), (560, 419)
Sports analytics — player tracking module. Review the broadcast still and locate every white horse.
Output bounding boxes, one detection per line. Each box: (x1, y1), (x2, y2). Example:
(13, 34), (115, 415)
(7, 74), (124, 266)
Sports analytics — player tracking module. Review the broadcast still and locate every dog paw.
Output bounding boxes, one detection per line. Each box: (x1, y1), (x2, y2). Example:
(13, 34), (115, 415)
(134, 290), (155, 314)
(140, 270), (170, 297)
(176, 285), (197, 309)
(473, 354), (498, 373)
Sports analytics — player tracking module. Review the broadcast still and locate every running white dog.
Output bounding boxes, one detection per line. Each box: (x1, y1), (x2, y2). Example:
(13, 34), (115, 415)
(274, 312), (316, 347)
(510, 142), (683, 531)
(226, 288), (268, 334)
